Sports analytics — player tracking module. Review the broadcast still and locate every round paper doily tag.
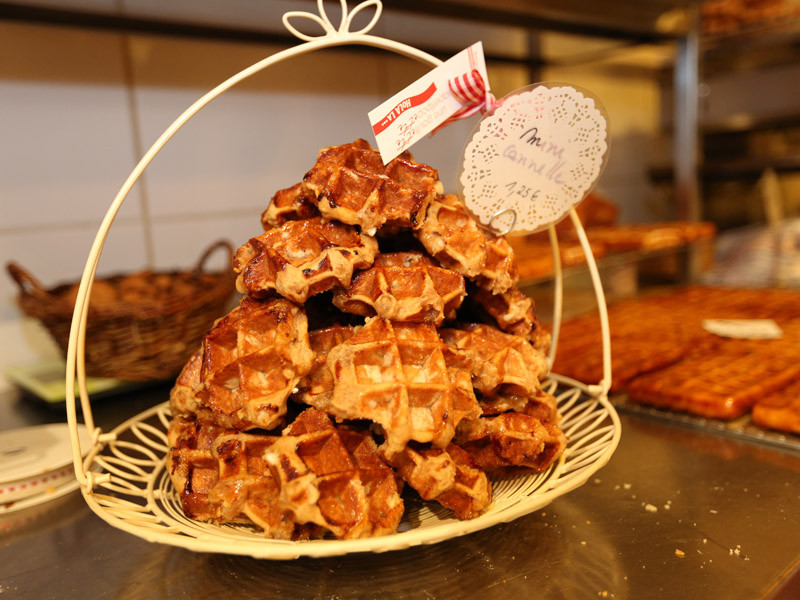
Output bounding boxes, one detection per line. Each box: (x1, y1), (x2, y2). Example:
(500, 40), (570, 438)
(458, 82), (610, 235)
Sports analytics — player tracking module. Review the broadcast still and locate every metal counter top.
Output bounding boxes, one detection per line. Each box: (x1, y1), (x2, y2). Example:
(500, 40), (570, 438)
(2, 386), (800, 599)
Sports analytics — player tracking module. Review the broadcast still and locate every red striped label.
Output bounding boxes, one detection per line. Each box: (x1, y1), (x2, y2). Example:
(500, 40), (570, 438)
(370, 82), (437, 135)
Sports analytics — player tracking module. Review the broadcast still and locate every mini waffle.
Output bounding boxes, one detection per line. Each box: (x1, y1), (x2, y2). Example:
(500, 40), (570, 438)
(440, 323), (548, 397)
(168, 409), (404, 540)
(473, 286), (550, 352)
(455, 412), (567, 474)
(476, 235), (519, 294)
(332, 252), (466, 324)
(294, 324), (356, 411)
(169, 347), (203, 418)
(627, 350), (800, 420)
(302, 139), (442, 233)
(478, 389), (560, 425)
(190, 296), (314, 430)
(269, 408), (405, 539)
(416, 194), (517, 293)
(324, 318), (481, 455)
(383, 443), (492, 520)
(167, 415), (296, 539)
(751, 379), (800, 435)
(261, 182), (318, 229)
(233, 217), (378, 303)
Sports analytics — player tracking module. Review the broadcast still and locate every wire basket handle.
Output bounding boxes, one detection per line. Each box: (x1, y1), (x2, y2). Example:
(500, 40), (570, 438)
(65, 0), (613, 490)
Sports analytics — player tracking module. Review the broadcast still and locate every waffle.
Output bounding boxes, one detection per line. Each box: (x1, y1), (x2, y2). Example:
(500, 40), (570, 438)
(627, 349), (800, 419)
(473, 286), (550, 352)
(169, 347), (203, 418)
(332, 252), (466, 324)
(261, 182), (318, 229)
(416, 194), (517, 293)
(324, 318), (481, 455)
(751, 379), (800, 435)
(167, 415), (296, 539)
(294, 324), (356, 411)
(440, 323), (548, 397)
(476, 235), (519, 294)
(233, 217), (378, 303)
(455, 412), (567, 474)
(383, 443), (492, 519)
(168, 410), (403, 540)
(302, 139), (442, 233)
(478, 389), (560, 425)
(268, 408), (405, 539)
(189, 296), (314, 430)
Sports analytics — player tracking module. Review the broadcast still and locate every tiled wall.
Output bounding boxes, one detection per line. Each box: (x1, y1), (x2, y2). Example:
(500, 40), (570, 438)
(0, 11), (663, 388)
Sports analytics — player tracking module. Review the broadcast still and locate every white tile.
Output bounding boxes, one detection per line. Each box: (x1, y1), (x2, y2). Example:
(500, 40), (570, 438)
(149, 214), (262, 272)
(0, 23), (142, 229)
(1, 221), (148, 321)
(128, 36), (384, 218)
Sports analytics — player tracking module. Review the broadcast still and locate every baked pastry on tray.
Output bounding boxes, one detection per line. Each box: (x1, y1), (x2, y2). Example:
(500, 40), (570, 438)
(167, 140), (564, 539)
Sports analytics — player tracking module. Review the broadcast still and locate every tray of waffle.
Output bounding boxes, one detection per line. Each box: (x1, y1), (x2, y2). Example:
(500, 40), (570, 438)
(79, 140), (619, 558)
(553, 285), (800, 450)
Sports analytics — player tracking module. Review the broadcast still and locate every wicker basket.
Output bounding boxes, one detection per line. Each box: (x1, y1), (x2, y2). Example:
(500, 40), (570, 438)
(6, 240), (236, 381)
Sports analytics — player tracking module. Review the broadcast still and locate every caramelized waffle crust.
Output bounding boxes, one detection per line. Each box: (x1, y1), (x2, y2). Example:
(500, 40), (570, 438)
(320, 317), (481, 455)
(382, 443), (492, 520)
(167, 409), (404, 540)
(440, 323), (548, 397)
(454, 412), (567, 474)
(171, 296), (314, 431)
(416, 194), (518, 294)
(302, 139), (443, 233)
(472, 286), (550, 352)
(234, 217), (378, 303)
(332, 251), (466, 324)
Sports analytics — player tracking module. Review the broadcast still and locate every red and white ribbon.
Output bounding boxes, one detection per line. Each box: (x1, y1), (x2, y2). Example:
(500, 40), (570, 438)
(433, 69), (499, 134)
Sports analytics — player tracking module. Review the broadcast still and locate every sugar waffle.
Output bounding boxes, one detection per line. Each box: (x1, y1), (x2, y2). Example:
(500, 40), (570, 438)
(332, 251), (466, 324)
(627, 349), (800, 420)
(478, 389), (560, 425)
(167, 409), (404, 540)
(323, 318), (481, 455)
(167, 416), (294, 538)
(233, 216), (378, 303)
(261, 182), (318, 229)
(454, 412), (567, 474)
(382, 443), (492, 520)
(189, 296), (314, 430)
(169, 347), (203, 418)
(440, 323), (547, 397)
(416, 194), (517, 294)
(752, 379), (800, 435)
(294, 323), (356, 411)
(302, 139), (442, 233)
(473, 286), (550, 352)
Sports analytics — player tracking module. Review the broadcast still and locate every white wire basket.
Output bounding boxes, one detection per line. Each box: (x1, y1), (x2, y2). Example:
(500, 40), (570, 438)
(64, 0), (621, 559)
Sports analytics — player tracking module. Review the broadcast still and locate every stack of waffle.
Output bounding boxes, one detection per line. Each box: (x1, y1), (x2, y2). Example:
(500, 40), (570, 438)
(167, 139), (566, 540)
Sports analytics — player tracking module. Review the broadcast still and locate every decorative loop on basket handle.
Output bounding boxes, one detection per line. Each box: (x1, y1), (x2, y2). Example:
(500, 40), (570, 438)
(194, 240), (234, 275)
(283, 0), (382, 41)
(5, 262), (52, 300)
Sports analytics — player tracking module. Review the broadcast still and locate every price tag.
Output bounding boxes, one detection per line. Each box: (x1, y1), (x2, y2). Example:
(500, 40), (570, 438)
(368, 42), (490, 164)
(702, 319), (784, 340)
(459, 83), (610, 235)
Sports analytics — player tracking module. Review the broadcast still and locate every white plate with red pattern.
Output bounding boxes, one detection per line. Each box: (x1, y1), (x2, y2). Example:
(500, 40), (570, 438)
(0, 423), (89, 504)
